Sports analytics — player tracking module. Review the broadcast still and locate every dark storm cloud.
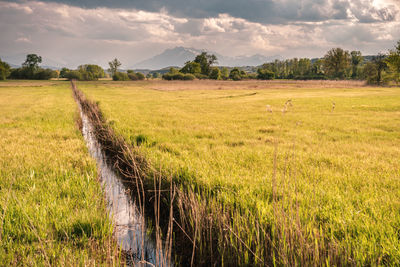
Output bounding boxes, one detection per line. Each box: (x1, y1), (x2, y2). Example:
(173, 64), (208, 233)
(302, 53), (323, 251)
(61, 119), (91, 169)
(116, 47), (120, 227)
(0, 0), (360, 24)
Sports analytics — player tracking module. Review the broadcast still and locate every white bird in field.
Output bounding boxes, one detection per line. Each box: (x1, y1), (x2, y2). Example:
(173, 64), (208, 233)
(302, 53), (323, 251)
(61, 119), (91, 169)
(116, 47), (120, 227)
(266, 105), (273, 113)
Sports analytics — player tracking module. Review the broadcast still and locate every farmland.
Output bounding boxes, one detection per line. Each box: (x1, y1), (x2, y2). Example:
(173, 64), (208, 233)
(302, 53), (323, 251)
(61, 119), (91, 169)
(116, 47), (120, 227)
(0, 81), (119, 265)
(78, 79), (400, 265)
(1, 79), (399, 265)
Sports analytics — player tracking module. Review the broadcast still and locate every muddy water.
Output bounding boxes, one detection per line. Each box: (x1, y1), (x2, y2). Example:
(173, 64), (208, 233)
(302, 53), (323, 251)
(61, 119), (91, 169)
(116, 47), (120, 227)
(80, 109), (170, 266)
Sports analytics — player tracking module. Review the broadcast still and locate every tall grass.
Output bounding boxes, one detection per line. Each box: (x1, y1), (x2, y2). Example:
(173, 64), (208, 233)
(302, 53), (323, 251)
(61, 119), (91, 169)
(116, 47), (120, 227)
(0, 81), (120, 265)
(78, 80), (400, 265)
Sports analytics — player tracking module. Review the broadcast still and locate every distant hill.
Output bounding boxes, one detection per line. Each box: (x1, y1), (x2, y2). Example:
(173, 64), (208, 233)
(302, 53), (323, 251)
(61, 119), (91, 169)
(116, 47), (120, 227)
(132, 47), (282, 69)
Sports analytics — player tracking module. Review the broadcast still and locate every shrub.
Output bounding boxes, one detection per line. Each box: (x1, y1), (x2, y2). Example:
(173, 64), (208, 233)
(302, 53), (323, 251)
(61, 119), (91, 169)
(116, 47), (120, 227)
(247, 73), (258, 79)
(136, 72), (145, 80)
(194, 73), (208, 80)
(229, 68), (243, 81)
(209, 67), (221, 80)
(152, 72), (161, 79)
(77, 64), (105, 80)
(183, 74), (195, 80)
(112, 72), (129, 81)
(60, 67), (70, 78)
(128, 72), (138, 80)
(64, 70), (83, 80)
(162, 71), (191, 80)
(34, 69), (58, 80)
(257, 68), (275, 80)
(0, 59), (11, 80)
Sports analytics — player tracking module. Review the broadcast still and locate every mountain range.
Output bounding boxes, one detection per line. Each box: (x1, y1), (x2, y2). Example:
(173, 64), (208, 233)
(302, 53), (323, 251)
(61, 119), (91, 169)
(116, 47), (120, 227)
(2, 47), (282, 70)
(132, 47), (282, 69)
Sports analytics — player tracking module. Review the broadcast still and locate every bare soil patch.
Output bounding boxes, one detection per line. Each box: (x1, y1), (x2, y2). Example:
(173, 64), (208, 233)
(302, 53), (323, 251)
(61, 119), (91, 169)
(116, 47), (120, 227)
(148, 79), (367, 91)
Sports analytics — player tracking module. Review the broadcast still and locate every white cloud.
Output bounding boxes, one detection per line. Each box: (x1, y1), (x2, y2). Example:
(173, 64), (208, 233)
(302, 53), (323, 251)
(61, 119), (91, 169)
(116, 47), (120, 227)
(15, 37), (32, 43)
(0, 0), (399, 68)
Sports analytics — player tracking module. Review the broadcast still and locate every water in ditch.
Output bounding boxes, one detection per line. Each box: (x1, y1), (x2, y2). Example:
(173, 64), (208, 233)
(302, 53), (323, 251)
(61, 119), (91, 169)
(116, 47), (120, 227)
(80, 109), (171, 266)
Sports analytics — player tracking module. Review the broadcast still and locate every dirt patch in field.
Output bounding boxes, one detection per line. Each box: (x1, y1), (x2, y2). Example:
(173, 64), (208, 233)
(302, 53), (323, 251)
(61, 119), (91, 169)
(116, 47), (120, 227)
(148, 80), (367, 91)
(0, 81), (61, 87)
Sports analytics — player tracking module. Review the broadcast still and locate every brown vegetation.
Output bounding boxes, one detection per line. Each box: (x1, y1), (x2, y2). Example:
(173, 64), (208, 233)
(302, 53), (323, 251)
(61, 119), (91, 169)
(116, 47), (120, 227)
(148, 79), (366, 91)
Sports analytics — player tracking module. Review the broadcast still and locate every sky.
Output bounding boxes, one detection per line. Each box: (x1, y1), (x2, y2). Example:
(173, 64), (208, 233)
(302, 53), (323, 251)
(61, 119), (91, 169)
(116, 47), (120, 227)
(0, 0), (399, 68)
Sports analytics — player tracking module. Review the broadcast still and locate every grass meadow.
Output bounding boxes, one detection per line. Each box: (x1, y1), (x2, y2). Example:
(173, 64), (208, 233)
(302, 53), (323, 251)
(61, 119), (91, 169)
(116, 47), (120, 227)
(78, 80), (400, 265)
(0, 81), (119, 265)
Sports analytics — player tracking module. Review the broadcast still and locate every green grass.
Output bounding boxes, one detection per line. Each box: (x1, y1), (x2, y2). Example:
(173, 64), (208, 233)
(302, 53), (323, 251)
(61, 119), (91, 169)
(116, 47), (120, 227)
(0, 81), (119, 265)
(80, 80), (400, 265)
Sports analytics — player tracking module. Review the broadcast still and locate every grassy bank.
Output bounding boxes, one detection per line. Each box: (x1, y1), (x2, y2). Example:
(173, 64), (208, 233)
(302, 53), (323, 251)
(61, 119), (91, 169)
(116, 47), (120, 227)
(79, 80), (400, 265)
(0, 81), (119, 265)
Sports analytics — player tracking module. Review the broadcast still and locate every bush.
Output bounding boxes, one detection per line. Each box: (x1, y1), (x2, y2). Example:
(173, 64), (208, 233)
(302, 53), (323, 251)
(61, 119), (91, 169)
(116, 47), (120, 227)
(162, 73), (173, 80)
(162, 72), (190, 80)
(136, 72), (145, 80)
(293, 74), (326, 80)
(257, 69), (275, 80)
(9, 67), (31, 79)
(112, 72), (129, 81)
(247, 73), (257, 79)
(127, 71), (145, 81)
(63, 64), (105, 81)
(9, 67), (58, 80)
(34, 69), (58, 80)
(64, 70), (83, 80)
(78, 64), (105, 80)
(183, 74), (195, 80)
(128, 72), (138, 80)
(0, 59), (11, 80)
(209, 67), (221, 80)
(59, 67), (70, 78)
(194, 73), (208, 80)
(229, 68), (243, 81)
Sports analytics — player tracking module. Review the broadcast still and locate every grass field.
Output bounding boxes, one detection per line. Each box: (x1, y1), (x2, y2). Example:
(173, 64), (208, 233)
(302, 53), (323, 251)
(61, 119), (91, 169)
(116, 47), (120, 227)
(78, 80), (400, 265)
(0, 81), (119, 265)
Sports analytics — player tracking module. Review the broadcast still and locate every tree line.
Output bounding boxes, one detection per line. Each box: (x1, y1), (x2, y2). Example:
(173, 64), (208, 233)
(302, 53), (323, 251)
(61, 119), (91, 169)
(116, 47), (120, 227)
(0, 40), (399, 84)
(255, 42), (400, 85)
(160, 41), (400, 84)
(1, 54), (59, 80)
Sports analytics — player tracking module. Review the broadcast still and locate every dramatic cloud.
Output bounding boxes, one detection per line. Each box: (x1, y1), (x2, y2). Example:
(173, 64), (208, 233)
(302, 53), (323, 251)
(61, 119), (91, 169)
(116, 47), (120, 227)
(0, 0), (399, 68)
(5, 0), (399, 24)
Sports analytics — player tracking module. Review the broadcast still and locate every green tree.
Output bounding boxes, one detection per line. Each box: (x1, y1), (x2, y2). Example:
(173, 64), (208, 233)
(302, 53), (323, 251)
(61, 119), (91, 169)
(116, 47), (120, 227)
(323, 48), (350, 79)
(34, 69), (58, 80)
(108, 58), (121, 76)
(78, 64), (105, 80)
(136, 72), (145, 80)
(372, 53), (387, 85)
(386, 40), (400, 83)
(257, 68), (275, 80)
(221, 67), (229, 80)
(229, 68), (242, 81)
(181, 61), (201, 74)
(311, 59), (324, 75)
(194, 52), (217, 76)
(0, 58), (11, 80)
(60, 67), (70, 78)
(350, 51), (363, 79)
(22, 54), (42, 78)
(113, 72), (129, 81)
(22, 54), (42, 70)
(209, 67), (221, 80)
(362, 62), (378, 84)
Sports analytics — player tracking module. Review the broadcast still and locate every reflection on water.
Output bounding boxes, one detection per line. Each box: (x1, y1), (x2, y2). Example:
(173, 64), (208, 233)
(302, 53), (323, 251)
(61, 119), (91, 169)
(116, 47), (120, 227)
(80, 109), (170, 266)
